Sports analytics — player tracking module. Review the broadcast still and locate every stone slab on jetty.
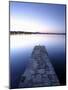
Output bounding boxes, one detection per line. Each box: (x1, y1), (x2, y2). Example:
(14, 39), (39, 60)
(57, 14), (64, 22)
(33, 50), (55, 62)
(19, 46), (60, 88)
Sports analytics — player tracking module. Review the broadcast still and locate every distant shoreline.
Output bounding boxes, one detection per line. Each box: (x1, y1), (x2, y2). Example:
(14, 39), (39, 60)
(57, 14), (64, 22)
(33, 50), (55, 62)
(10, 31), (66, 35)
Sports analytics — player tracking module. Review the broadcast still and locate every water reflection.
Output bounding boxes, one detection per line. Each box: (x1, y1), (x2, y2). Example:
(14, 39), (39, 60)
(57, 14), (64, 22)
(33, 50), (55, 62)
(10, 34), (65, 50)
(10, 34), (66, 88)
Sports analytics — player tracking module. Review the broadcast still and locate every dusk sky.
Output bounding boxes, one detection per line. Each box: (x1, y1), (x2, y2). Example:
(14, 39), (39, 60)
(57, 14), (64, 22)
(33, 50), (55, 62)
(10, 2), (66, 33)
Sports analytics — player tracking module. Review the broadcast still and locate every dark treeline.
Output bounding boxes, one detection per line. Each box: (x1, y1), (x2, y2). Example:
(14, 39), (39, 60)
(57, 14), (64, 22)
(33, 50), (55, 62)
(10, 31), (66, 35)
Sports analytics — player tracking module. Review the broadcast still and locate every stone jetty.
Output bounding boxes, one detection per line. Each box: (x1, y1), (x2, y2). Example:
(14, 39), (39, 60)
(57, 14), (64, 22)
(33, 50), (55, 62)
(19, 46), (60, 88)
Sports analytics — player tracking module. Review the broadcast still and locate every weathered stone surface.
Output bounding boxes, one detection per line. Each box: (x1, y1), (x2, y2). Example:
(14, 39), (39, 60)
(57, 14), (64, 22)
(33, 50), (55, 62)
(19, 46), (60, 88)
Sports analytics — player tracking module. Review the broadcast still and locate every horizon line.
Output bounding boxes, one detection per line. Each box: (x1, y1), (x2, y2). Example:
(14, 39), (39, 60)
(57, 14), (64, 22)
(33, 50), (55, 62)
(10, 31), (66, 35)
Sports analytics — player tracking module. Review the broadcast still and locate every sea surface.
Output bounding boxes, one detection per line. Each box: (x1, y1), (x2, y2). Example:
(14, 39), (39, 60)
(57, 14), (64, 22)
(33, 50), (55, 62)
(10, 34), (66, 88)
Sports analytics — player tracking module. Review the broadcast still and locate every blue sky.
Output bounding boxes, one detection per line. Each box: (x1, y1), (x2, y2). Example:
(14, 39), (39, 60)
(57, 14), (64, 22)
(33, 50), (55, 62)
(10, 2), (66, 33)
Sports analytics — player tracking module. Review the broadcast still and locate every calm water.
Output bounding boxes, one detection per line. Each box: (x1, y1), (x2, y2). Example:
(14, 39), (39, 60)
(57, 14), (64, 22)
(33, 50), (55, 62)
(10, 34), (66, 88)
